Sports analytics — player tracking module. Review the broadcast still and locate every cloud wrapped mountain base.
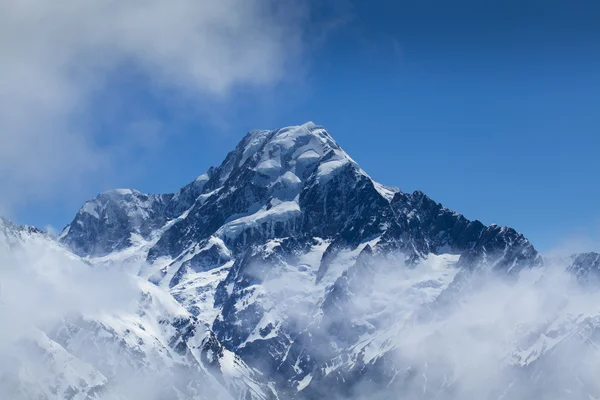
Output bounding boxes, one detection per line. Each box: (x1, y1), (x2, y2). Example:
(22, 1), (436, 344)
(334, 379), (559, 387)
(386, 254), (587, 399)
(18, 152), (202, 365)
(2, 124), (599, 399)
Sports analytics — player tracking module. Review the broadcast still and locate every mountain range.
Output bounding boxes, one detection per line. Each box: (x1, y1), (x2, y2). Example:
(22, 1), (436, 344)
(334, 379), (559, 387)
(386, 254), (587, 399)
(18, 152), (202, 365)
(1, 122), (599, 399)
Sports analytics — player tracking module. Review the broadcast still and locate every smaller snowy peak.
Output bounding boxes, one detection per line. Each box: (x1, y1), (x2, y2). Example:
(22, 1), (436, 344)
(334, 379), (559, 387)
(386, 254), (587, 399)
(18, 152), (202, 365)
(0, 216), (43, 235)
(0, 217), (46, 249)
(567, 252), (600, 284)
(72, 189), (172, 225)
(60, 189), (174, 257)
(1, 216), (25, 234)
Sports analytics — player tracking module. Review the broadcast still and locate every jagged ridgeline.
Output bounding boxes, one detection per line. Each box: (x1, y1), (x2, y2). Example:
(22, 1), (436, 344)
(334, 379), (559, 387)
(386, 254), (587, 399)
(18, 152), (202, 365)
(3, 123), (600, 399)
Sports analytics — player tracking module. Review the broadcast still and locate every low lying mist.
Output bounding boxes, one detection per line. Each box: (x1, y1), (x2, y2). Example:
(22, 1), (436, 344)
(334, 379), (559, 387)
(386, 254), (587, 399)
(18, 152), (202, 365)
(1, 232), (599, 400)
(313, 253), (600, 400)
(0, 236), (233, 400)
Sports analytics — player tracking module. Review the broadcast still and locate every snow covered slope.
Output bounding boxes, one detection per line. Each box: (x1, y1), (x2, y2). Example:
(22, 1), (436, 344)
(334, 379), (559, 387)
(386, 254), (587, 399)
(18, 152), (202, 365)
(0, 217), (274, 400)
(5, 122), (598, 399)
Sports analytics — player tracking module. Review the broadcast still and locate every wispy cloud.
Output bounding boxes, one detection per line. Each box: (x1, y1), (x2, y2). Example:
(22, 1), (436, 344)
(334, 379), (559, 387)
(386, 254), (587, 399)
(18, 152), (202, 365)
(0, 0), (309, 215)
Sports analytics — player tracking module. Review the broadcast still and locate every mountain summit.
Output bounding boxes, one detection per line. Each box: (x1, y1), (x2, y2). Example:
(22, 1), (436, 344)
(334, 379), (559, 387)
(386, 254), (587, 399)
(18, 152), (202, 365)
(61, 122), (538, 272)
(51, 123), (550, 398)
(6, 123), (600, 399)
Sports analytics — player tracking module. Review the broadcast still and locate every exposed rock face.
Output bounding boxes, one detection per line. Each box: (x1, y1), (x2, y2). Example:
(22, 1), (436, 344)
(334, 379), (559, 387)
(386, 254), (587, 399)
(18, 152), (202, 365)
(12, 122), (588, 399)
(59, 189), (174, 257)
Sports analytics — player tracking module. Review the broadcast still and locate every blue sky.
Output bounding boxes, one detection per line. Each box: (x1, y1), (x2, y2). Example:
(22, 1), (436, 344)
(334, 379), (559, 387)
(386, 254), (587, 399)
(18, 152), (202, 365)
(8, 0), (600, 252)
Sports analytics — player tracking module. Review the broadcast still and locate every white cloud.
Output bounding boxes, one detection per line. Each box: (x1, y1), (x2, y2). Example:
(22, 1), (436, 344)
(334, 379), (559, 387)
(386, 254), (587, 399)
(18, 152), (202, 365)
(0, 0), (308, 215)
(323, 254), (600, 399)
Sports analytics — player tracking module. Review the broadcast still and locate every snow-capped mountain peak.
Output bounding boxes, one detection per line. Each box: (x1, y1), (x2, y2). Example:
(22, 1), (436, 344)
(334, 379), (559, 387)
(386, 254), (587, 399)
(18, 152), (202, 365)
(211, 122), (356, 191)
(35, 123), (599, 399)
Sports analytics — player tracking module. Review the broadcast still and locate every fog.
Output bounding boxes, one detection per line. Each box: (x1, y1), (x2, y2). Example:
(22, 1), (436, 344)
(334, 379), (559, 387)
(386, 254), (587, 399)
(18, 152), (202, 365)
(0, 233), (235, 400)
(314, 253), (600, 400)
(1, 227), (599, 399)
(246, 248), (600, 400)
(0, 237), (137, 347)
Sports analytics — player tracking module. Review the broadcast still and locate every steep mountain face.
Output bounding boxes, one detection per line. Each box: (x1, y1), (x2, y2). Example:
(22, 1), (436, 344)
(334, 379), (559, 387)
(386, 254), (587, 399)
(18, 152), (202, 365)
(52, 122), (556, 398)
(0, 218), (275, 400)
(5, 122), (593, 399)
(59, 190), (175, 257)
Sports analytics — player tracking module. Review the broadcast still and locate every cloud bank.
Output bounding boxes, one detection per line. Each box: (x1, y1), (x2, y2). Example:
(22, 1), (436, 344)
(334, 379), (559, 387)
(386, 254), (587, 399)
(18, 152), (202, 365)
(0, 0), (308, 214)
(313, 253), (600, 400)
(0, 230), (236, 399)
